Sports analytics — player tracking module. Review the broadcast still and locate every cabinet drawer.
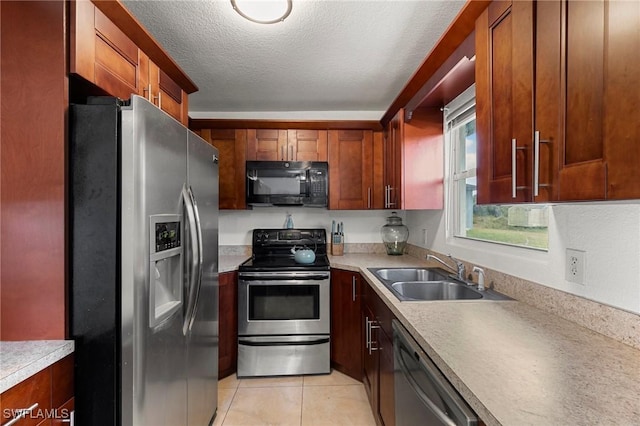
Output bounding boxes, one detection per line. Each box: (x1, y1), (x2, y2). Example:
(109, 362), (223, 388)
(0, 369), (52, 426)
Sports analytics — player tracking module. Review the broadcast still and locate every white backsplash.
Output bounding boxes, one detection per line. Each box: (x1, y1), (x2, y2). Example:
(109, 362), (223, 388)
(405, 202), (640, 315)
(219, 208), (401, 246)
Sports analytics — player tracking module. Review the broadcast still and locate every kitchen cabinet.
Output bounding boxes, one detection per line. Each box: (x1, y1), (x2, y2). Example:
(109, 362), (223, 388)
(246, 129), (328, 161)
(218, 271), (238, 379)
(330, 269), (363, 381)
(70, 0), (190, 125)
(1, 0), (67, 339)
(0, 355), (74, 426)
(476, 0), (640, 203)
(328, 130), (384, 210)
(196, 129), (247, 209)
(384, 108), (444, 210)
(475, 0), (535, 204)
(362, 283), (395, 426)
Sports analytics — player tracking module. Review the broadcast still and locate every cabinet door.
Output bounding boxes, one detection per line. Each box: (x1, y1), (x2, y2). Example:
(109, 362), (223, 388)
(247, 129), (288, 161)
(476, 0), (534, 204)
(536, 0), (607, 201)
(330, 269), (362, 380)
(218, 271), (238, 378)
(328, 130), (374, 209)
(71, 2), (142, 100)
(197, 129), (247, 210)
(361, 302), (379, 415)
(288, 129), (328, 161)
(605, 0), (640, 200)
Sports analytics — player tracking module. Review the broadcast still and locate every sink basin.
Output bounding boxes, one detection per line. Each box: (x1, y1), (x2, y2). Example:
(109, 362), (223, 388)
(372, 268), (449, 282)
(391, 281), (483, 301)
(368, 267), (512, 302)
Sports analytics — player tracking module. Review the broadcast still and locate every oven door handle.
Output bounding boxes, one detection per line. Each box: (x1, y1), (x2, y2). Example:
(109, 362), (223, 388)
(238, 337), (330, 346)
(239, 272), (330, 281)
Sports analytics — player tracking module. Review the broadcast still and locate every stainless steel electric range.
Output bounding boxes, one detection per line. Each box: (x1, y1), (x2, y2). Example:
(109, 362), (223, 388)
(237, 228), (330, 377)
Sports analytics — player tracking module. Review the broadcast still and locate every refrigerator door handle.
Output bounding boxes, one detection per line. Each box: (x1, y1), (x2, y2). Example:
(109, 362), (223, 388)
(187, 185), (204, 333)
(182, 185), (201, 335)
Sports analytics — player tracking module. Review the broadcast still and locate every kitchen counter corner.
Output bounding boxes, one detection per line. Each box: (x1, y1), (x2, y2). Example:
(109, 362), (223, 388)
(0, 340), (75, 393)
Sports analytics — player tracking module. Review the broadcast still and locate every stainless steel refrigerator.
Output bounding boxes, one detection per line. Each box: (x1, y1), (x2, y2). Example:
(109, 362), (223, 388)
(70, 95), (219, 425)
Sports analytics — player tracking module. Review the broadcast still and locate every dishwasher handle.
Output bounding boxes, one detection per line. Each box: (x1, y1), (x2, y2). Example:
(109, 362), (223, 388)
(396, 343), (457, 426)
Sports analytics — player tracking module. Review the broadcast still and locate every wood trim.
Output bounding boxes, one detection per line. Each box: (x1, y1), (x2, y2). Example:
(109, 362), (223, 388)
(91, 0), (198, 93)
(380, 0), (492, 127)
(189, 119), (383, 131)
(404, 32), (476, 112)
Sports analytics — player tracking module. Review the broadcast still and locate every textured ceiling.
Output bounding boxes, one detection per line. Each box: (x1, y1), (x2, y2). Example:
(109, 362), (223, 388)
(121, 0), (465, 119)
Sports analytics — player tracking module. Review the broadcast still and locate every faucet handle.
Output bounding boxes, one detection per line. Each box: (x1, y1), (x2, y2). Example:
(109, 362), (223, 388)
(447, 254), (465, 279)
(472, 266), (486, 291)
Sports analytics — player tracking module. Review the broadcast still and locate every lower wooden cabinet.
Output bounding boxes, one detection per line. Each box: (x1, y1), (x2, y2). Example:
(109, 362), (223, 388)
(330, 269), (363, 380)
(218, 271), (238, 379)
(0, 355), (74, 426)
(362, 283), (395, 426)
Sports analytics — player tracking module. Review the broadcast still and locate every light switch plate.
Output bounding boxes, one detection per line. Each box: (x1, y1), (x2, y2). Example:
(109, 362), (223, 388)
(566, 248), (586, 285)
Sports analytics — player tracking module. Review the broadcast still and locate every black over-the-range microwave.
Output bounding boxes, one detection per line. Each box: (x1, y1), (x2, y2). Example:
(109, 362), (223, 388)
(246, 161), (328, 207)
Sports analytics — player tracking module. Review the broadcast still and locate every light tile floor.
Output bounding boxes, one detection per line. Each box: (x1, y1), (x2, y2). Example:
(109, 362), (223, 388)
(214, 370), (376, 426)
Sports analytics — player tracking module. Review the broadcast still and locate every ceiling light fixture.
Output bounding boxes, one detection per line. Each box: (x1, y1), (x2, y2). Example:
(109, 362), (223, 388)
(231, 0), (292, 24)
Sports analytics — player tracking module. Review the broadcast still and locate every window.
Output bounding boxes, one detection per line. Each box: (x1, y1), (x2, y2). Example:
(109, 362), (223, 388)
(445, 86), (549, 250)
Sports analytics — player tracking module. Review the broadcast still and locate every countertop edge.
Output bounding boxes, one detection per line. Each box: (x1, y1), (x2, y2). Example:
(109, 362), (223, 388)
(1, 340), (75, 394)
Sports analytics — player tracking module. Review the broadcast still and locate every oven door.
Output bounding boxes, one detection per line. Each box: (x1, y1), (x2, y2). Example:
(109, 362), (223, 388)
(238, 271), (330, 335)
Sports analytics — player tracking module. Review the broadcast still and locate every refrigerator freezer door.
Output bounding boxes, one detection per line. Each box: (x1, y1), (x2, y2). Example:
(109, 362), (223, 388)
(121, 96), (188, 426)
(186, 131), (219, 425)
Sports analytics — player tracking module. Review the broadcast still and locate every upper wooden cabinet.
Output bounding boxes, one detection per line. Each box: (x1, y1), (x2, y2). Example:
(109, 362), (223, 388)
(384, 108), (444, 210)
(475, 0), (535, 204)
(246, 129), (328, 161)
(476, 0), (640, 203)
(70, 0), (192, 125)
(328, 130), (384, 210)
(196, 129), (247, 209)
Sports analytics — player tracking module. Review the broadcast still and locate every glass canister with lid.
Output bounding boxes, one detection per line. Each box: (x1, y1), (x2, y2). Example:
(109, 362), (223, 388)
(380, 211), (409, 255)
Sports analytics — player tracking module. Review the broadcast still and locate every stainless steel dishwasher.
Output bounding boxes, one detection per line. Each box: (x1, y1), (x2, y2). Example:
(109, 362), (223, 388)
(393, 320), (478, 426)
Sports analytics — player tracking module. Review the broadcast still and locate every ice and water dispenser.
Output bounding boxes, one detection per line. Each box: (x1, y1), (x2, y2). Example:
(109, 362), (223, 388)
(149, 215), (183, 329)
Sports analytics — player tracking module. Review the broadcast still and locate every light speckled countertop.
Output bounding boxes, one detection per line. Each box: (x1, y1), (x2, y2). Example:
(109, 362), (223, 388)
(330, 254), (640, 426)
(220, 254), (250, 273)
(0, 340), (74, 393)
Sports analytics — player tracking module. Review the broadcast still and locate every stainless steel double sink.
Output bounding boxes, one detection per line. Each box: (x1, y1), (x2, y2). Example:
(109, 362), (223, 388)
(368, 267), (510, 302)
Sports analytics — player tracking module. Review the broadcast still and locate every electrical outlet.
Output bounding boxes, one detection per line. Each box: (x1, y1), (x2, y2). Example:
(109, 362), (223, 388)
(565, 248), (586, 285)
(422, 229), (428, 245)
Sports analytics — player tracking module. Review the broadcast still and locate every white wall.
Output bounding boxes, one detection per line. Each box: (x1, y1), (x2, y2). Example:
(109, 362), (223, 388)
(405, 202), (640, 314)
(219, 207), (401, 246)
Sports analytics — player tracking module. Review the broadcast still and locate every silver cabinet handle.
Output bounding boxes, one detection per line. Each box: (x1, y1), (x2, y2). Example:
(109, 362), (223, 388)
(290, 145), (294, 160)
(512, 138), (517, 198)
(143, 84), (152, 102)
(365, 316), (370, 350)
(368, 319), (380, 354)
(352, 276), (356, 302)
(367, 187), (371, 209)
(511, 138), (528, 198)
(534, 130), (551, 197)
(384, 185), (387, 208)
(5, 403), (39, 426)
(388, 187), (396, 207)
